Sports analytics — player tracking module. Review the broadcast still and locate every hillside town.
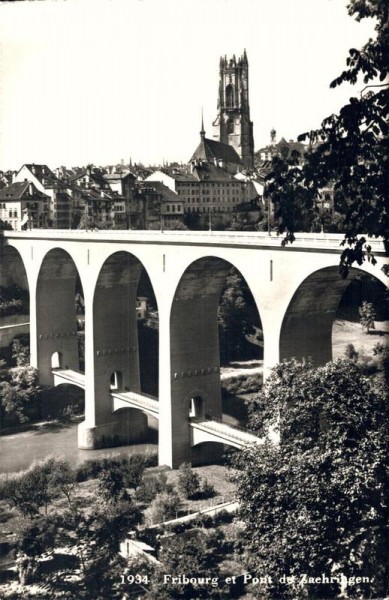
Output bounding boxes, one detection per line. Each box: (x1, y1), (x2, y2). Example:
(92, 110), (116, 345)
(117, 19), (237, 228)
(0, 52), (334, 235)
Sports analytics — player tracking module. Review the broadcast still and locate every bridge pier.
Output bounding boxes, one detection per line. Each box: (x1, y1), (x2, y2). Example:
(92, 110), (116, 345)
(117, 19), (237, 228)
(158, 258), (230, 468)
(79, 252), (147, 449)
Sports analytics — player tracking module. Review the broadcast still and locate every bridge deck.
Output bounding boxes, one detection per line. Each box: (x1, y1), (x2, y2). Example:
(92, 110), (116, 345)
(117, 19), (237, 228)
(4, 230), (386, 254)
(111, 391), (159, 416)
(52, 368), (86, 389)
(190, 417), (263, 448)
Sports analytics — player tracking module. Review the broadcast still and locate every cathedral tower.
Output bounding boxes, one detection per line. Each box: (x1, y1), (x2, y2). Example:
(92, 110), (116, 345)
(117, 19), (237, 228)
(212, 50), (254, 169)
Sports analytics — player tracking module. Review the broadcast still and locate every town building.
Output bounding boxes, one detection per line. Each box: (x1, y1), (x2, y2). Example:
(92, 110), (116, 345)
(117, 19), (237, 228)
(0, 181), (49, 230)
(13, 164), (71, 228)
(135, 180), (184, 228)
(146, 158), (256, 216)
(256, 129), (307, 164)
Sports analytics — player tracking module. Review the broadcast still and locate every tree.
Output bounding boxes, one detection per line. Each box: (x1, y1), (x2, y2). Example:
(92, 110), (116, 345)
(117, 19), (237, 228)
(146, 530), (225, 599)
(0, 362), (40, 423)
(218, 268), (263, 363)
(0, 219), (13, 231)
(97, 465), (127, 504)
(0, 459), (56, 518)
(11, 337), (30, 366)
(31, 502), (141, 598)
(78, 213), (99, 230)
(144, 490), (181, 525)
(267, 0), (389, 276)
(359, 300), (376, 332)
(233, 359), (388, 599)
(177, 462), (201, 499)
(135, 471), (173, 503)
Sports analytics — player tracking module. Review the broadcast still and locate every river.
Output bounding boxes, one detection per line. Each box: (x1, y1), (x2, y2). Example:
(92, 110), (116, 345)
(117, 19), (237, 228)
(0, 422), (158, 474)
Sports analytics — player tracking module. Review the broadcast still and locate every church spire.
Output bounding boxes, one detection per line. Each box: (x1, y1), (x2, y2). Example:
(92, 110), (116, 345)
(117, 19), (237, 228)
(200, 109), (205, 140)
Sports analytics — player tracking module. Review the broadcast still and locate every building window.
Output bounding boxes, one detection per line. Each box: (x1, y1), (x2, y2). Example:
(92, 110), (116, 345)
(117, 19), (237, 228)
(226, 84), (234, 108)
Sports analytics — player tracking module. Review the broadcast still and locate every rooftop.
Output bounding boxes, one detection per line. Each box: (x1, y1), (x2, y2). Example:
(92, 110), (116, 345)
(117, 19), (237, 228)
(190, 137), (242, 166)
(0, 181), (48, 202)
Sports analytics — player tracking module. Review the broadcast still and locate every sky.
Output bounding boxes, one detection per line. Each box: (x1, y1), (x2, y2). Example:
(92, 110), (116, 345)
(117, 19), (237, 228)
(0, 0), (376, 170)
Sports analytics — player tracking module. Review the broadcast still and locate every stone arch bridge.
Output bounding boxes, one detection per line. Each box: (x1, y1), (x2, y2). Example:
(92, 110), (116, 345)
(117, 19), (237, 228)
(1, 230), (387, 468)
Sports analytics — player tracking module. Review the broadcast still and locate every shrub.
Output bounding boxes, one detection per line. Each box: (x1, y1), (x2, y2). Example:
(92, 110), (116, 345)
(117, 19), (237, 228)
(344, 343), (358, 361)
(75, 453), (148, 487)
(359, 300), (376, 333)
(177, 462), (201, 499)
(144, 491), (181, 526)
(135, 471), (173, 504)
(200, 478), (216, 499)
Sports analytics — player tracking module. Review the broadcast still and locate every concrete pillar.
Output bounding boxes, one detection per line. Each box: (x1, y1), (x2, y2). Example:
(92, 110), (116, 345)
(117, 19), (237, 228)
(78, 252), (147, 449)
(159, 258), (230, 468)
(157, 299), (173, 468)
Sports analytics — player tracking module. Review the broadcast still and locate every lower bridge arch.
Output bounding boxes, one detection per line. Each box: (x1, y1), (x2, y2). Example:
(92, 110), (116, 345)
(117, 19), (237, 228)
(280, 266), (388, 366)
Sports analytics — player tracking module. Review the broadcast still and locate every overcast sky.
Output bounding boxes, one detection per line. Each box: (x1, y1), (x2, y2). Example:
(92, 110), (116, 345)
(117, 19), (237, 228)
(0, 0), (375, 170)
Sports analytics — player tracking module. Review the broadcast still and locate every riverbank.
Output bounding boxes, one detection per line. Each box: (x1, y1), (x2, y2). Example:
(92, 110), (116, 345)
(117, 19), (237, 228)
(0, 422), (158, 474)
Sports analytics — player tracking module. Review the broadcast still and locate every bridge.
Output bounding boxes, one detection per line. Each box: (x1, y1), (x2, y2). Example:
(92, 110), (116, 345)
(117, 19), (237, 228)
(52, 368), (86, 389)
(1, 229), (387, 467)
(51, 368), (268, 447)
(189, 416), (272, 449)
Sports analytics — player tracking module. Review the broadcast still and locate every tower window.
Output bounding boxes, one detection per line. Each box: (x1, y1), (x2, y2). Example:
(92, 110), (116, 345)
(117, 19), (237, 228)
(226, 84), (234, 108)
(227, 118), (234, 134)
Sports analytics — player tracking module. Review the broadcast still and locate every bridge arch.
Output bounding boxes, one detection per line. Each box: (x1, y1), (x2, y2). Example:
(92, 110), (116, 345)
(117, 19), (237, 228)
(36, 248), (84, 385)
(42, 381), (85, 422)
(169, 256), (263, 466)
(0, 245), (30, 360)
(280, 266), (388, 366)
(0, 245), (29, 291)
(90, 251), (158, 446)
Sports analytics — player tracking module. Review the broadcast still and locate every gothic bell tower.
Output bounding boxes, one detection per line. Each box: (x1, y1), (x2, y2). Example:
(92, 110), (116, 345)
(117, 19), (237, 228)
(212, 50), (254, 169)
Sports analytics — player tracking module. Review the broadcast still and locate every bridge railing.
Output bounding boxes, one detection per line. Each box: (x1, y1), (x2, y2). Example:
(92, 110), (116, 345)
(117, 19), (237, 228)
(113, 391), (159, 412)
(190, 415), (258, 440)
(4, 229), (386, 252)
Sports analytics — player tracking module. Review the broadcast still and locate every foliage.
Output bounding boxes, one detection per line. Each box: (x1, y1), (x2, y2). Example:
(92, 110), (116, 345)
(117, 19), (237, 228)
(359, 299), (376, 332)
(45, 458), (76, 508)
(266, 0), (389, 275)
(0, 360), (40, 423)
(233, 358), (388, 599)
(135, 471), (173, 503)
(177, 462), (202, 499)
(344, 342), (359, 360)
(78, 214), (99, 230)
(144, 490), (181, 525)
(200, 477), (216, 499)
(97, 465), (127, 504)
(221, 372), (262, 395)
(218, 268), (262, 363)
(0, 284), (28, 317)
(75, 453), (147, 488)
(9, 337), (30, 367)
(146, 529), (225, 599)
(24, 503), (141, 599)
(0, 219), (13, 231)
(0, 458), (70, 518)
